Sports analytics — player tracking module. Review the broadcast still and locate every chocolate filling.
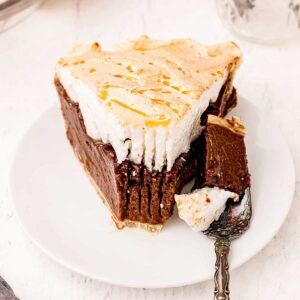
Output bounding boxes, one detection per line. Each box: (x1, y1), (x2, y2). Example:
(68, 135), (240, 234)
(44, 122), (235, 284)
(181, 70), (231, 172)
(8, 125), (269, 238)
(55, 78), (237, 227)
(195, 122), (251, 195)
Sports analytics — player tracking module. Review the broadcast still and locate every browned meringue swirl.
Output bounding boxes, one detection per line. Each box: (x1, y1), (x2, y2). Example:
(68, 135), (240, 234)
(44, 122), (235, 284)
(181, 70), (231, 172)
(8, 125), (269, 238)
(57, 36), (241, 127)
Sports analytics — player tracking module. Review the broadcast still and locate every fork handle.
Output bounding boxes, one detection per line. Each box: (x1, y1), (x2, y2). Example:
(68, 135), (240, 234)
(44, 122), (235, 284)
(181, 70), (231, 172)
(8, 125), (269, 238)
(214, 238), (231, 300)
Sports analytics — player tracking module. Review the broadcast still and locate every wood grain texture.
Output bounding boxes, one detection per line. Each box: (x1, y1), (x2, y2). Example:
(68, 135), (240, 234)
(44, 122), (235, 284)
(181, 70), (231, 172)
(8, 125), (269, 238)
(0, 0), (300, 299)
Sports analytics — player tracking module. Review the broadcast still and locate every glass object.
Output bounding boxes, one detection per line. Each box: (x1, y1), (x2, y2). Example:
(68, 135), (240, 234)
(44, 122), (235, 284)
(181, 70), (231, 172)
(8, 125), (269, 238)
(0, 0), (44, 33)
(216, 0), (300, 44)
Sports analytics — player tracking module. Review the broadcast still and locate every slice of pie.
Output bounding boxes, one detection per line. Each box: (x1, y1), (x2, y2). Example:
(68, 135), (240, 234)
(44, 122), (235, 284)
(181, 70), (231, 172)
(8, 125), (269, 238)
(54, 36), (242, 232)
(175, 115), (251, 231)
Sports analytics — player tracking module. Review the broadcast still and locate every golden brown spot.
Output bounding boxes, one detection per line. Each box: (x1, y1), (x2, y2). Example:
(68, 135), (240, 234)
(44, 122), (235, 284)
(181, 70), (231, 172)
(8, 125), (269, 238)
(98, 90), (108, 100)
(136, 68), (144, 75)
(182, 90), (192, 95)
(58, 59), (69, 67)
(133, 89), (146, 94)
(126, 65), (133, 72)
(145, 117), (171, 127)
(151, 99), (180, 115)
(162, 80), (170, 86)
(91, 42), (100, 50)
(103, 84), (116, 88)
(109, 99), (149, 117)
(89, 68), (96, 73)
(177, 66), (187, 75)
(150, 88), (162, 92)
(72, 60), (85, 65)
(112, 74), (135, 81)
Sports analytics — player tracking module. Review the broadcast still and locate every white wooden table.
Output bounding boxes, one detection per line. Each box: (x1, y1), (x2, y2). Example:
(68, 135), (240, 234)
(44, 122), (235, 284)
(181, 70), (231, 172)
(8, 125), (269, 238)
(1, 0), (300, 299)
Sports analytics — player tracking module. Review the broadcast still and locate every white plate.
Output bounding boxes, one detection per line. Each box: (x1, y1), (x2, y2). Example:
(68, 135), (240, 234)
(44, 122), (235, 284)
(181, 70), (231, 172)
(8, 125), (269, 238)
(10, 98), (295, 288)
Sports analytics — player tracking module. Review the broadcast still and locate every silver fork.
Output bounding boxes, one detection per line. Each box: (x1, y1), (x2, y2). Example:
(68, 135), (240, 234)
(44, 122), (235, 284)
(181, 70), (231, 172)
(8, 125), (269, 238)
(203, 188), (252, 300)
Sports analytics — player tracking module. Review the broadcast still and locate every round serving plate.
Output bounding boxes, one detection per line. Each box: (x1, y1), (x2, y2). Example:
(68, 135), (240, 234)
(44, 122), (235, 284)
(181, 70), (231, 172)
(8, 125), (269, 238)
(10, 96), (295, 288)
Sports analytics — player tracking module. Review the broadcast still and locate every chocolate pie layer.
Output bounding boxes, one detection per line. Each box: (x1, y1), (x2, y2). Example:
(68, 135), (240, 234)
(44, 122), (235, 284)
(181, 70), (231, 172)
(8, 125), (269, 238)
(196, 115), (251, 195)
(55, 78), (237, 230)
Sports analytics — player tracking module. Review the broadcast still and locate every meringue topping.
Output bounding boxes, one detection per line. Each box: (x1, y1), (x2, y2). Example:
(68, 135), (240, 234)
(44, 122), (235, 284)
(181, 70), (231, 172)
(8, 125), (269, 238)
(57, 36), (241, 128)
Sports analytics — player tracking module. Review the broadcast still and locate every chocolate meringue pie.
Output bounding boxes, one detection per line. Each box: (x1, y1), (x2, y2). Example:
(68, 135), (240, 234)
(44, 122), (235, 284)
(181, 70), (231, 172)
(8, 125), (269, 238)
(54, 36), (242, 231)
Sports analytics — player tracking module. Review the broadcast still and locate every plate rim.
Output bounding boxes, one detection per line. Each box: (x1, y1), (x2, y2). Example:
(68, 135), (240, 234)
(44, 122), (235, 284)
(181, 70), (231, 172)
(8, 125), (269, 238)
(9, 100), (296, 288)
